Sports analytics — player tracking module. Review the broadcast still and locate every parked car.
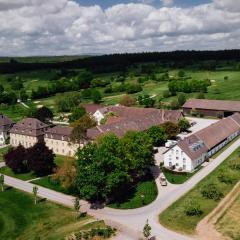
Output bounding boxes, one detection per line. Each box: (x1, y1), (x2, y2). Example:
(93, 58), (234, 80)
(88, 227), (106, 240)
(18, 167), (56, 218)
(159, 173), (167, 186)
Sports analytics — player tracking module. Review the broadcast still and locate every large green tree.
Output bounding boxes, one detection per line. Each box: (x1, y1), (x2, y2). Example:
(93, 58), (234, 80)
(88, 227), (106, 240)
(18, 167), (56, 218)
(147, 126), (167, 146)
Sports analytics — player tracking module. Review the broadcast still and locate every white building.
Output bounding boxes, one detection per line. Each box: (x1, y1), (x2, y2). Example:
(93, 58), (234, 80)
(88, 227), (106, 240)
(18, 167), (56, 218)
(0, 114), (14, 145)
(164, 113), (240, 172)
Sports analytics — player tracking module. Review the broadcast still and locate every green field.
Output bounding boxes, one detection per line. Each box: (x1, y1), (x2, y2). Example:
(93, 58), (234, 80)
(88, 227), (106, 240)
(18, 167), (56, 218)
(0, 63), (240, 122)
(108, 178), (158, 209)
(0, 188), (106, 240)
(159, 148), (240, 235)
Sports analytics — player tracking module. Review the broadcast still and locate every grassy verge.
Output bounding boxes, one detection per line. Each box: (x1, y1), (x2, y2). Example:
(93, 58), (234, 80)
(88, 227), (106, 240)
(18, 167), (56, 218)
(107, 177), (158, 209)
(216, 194), (240, 239)
(0, 188), (106, 240)
(161, 166), (203, 184)
(159, 148), (240, 235)
(32, 176), (66, 193)
(0, 167), (36, 181)
(0, 146), (11, 162)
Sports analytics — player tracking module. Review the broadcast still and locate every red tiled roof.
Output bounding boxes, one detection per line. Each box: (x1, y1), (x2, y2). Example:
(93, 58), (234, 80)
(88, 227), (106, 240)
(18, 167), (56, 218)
(45, 125), (73, 141)
(183, 99), (240, 112)
(174, 113), (240, 160)
(87, 109), (183, 139)
(81, 103), (105, 114)
(10, 118), (48, 137)
(0, 114), (14, 131)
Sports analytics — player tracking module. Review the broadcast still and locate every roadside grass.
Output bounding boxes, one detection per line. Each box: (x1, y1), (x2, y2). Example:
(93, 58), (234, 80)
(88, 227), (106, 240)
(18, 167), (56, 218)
(31, 176), (66, 193)
(107, 177), (158, 209)
(161, 166), (203, 184)
(0, 188), (105, 240)
(216, 194), (240, 240)
(0, 146), (11, 162)
(159, 147), (240, 235)
(0, 167), (36, 181)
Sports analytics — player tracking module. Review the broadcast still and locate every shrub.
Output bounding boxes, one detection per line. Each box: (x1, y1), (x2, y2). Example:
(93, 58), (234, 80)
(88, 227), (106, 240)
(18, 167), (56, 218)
(218, 172), (235, 185)
(201, 183), (224, 201)
(184, 200), (203, 216)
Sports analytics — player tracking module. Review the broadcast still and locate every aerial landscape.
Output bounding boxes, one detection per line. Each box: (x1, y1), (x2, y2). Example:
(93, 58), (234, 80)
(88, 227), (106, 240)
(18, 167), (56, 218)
(0, 0), (240, 240)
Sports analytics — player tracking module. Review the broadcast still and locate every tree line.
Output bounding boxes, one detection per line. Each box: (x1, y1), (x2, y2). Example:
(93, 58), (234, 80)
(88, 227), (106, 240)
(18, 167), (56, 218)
(1, 50), (240, 74)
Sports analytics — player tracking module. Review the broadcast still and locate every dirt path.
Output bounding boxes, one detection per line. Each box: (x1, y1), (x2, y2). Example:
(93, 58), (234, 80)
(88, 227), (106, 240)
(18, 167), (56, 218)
(195, 182), (240, 240)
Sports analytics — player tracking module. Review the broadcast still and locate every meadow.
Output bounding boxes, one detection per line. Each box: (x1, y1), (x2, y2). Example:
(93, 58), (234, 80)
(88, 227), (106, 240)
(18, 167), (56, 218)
(0, 188), (106, 240)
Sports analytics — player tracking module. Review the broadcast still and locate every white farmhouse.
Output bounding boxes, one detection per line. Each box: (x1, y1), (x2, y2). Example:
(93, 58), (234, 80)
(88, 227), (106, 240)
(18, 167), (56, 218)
(164, 113), (240, 172)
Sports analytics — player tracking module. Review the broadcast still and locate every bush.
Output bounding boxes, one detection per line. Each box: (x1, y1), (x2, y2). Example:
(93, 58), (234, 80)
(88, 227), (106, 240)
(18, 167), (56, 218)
(201, 183), (224, 201)
(218, 172), (235, 185)
(184, 200), (203, 216)
(163, 90), (171, 98)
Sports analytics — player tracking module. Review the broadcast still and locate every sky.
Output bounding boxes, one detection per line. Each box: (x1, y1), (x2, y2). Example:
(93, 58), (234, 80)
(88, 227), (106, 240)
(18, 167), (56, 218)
(0, 0), (239, 56)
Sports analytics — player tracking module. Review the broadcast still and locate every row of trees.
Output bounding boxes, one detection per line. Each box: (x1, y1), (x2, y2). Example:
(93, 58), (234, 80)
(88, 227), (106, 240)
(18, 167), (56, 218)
(168, 79), (211, 95)
(4, 142), (55, 176)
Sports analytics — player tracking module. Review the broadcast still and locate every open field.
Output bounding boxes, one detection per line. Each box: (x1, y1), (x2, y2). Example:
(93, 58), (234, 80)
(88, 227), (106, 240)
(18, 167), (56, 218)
(0, 188), (106, 240)
(216, 194), (240, 240)
(159, 147), (240, 235)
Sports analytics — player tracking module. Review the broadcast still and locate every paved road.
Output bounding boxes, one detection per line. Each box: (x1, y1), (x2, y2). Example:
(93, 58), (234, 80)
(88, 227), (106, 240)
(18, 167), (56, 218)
(1, 138), (240, 240)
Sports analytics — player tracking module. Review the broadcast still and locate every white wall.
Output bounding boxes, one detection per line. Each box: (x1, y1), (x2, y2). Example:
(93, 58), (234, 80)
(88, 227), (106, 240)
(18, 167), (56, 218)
(164, 145), (193, 172)
(93, 110), (104, 125)
(0, 132), (8, 146)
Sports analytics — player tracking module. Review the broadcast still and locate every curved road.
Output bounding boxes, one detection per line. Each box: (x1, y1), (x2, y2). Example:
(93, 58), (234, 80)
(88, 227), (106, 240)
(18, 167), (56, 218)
(1, 138), (240, 240)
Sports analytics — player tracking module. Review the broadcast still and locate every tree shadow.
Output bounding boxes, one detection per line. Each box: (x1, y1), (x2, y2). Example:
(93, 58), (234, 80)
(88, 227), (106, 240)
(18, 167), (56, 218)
(37, 198), (47, 204)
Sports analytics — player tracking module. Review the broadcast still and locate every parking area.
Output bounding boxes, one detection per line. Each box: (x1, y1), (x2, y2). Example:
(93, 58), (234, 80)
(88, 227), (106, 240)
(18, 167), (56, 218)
(179, 117), (219, 139)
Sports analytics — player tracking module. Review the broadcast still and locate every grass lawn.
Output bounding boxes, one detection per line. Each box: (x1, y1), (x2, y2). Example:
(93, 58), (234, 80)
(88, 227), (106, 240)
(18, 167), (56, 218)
(216, 194), (240, 240)
(0, 104), (27, 122)
(159, 147), (240, 235)
(31, 176), (66, 193)
(0, 146), (11, 162)
(0, 188), (107, 240)
(161, 166), (203, 184)
(0, 167), (36, 181)
(107, 177), (158, 209)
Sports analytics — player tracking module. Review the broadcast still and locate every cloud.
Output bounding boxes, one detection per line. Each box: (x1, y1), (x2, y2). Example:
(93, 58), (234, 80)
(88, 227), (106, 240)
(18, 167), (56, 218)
(160, 0), (174, 6)
(0, 0), (239, 56)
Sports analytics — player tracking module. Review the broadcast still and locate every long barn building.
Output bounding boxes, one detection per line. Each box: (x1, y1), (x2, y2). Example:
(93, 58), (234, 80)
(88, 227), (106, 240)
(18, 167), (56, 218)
(183, 99), (240, 118)
(163, 113), (240, 172)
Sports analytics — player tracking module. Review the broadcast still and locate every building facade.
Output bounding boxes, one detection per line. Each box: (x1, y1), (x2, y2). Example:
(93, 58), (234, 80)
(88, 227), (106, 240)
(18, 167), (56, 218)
(164, 113), (240, 172)
(183, 99), (240, 118)
(10, 118), (49, 149)
(44, 125), (80, 157)
(0, 114), (14, 145)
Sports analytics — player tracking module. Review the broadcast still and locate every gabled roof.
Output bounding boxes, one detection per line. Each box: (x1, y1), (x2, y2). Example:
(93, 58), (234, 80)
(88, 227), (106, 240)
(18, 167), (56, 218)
(183, 99), (240, 112)
(0, 114), (14, 127)
(87, 109), (183, 139)
(172, 113), (240, 160)
(45, 125), (73, 141)
(10, 118), (48, 137)
(81, 103), (105, 114)
(0, 114), (14, 132)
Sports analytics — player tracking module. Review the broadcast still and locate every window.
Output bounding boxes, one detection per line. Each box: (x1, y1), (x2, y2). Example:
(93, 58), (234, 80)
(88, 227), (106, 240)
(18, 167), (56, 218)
(176, 157), (179, 160)
(183, 164), (186, 170)
(169, 162), (172, 167)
